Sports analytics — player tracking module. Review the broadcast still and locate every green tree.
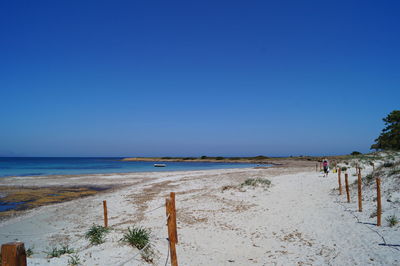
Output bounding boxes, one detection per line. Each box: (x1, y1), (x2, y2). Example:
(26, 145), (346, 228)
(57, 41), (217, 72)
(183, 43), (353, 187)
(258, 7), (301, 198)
(371, 110), (400, 150)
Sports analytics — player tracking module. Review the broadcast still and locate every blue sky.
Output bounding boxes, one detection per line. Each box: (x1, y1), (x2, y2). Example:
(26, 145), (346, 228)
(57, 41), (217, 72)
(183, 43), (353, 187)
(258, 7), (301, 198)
(0, 1), (399, 157)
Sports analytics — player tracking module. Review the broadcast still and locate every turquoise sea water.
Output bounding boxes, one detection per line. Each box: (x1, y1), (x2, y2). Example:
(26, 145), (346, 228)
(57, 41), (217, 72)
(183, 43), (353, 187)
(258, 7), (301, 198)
(0, 157), (261, 178)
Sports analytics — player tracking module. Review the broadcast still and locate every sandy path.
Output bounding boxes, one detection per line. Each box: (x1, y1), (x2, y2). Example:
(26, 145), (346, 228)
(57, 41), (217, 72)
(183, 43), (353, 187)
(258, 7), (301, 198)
(175, 169), (399, 266)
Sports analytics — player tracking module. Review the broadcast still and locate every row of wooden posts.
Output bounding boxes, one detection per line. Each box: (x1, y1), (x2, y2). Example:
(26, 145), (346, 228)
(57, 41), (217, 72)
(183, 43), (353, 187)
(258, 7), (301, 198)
(316, 162), (376, 173)
(1, 192), (179, 266)
(337, 167), (382, 226)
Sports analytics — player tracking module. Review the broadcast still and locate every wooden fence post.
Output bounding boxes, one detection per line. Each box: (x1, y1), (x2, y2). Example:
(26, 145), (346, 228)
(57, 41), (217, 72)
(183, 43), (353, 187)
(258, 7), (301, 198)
(170, 192), (178, 243)
(316, 163), (318, 172)
(1, 242), (27, 266)
(357, 172), (362, 212)
(376, 178), (382, 226)
(166, 197), (178, 266)
(345, 173), (350, 203)
(103, 200), (108, 228)
(338, 168), (342, 195)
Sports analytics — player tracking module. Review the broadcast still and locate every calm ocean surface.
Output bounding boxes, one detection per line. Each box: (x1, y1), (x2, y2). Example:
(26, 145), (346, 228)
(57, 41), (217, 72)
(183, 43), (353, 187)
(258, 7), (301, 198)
(0, 157), (261, 178)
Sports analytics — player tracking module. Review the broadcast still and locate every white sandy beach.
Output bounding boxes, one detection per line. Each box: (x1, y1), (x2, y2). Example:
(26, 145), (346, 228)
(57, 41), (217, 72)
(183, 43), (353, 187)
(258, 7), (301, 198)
(0, 159), (399, 265)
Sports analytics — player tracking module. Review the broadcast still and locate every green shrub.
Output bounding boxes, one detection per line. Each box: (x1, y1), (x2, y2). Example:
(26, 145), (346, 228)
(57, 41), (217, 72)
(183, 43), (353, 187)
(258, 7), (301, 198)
(68, 254), (81, 266)
(370, 110), (400, 150)
(351, 151), (362, 156)
(341, 166), (347, 171)
(121, 226), (151, 250)
(26, 247), (34, 257)
(241, 178), (271, 188)
(85, 224), (109, 245)
(45, 245), (74, 258)
(386, 215), (399, 227)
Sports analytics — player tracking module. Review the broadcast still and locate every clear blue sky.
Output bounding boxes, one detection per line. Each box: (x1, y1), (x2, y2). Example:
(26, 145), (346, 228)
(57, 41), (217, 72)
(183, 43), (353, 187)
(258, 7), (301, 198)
(0, 1), (399, 157)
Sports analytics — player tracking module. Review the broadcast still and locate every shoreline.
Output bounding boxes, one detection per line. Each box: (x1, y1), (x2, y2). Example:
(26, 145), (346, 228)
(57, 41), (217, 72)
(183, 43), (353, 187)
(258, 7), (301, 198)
(121, 156), (294, 164)
(0, 160), (268, 180)
(0, 165), (265, 182)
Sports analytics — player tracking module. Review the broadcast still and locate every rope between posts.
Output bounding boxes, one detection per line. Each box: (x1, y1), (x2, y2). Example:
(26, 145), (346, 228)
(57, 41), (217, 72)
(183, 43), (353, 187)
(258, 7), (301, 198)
(105, 204), (164, 216)
(143, 204), (164, 214)
(164, 238), (170, 266)
(117, 240), (153, 266)
(334, 200), (400, 252)
(116, 212), (170, 266)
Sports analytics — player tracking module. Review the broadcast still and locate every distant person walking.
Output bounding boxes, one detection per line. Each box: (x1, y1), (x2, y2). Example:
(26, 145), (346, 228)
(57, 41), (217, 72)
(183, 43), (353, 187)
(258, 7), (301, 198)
(323, 159), (329, 177)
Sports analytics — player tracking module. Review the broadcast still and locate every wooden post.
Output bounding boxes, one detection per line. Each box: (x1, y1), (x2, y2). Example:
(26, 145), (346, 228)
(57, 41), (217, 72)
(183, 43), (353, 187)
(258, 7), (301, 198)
(316, 163), (318, 172)
(170, 192), (178, 243)
(357, 172), (362, 212)
(166, 198), (178, 266)
(103, 200), (108, 228)
(376, 178), (382, 226)
(338, 168), (342, 195)
(345, 173), (350, 203)
(1, 242), (27, 266)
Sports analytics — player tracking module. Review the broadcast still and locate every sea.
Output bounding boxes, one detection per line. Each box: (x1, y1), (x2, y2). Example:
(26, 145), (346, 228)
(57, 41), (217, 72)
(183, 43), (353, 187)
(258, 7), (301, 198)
(0, 157), (261, 178)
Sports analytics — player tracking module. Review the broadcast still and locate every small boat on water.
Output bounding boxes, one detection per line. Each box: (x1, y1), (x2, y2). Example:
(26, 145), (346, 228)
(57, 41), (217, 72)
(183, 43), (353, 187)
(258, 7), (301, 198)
(154, 164), (167, 167)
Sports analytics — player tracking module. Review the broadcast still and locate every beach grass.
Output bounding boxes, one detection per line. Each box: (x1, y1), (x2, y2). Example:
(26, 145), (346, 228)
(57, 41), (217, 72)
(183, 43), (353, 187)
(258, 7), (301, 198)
(121, 226), (151, 250)
(45, 245), (74, 258)
(68, 254), (81, 266)
(386, 215), (399, 227)
(85, 224), (109, 245)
